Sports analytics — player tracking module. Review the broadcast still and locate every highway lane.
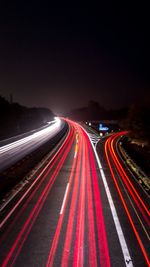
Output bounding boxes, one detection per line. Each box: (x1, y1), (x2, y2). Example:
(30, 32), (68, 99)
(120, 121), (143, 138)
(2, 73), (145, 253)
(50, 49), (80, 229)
(0, 118), (64, 172)
(96, 132), (150, 267)
(0, 121), (76, 266)
(0, 121), (149, 266)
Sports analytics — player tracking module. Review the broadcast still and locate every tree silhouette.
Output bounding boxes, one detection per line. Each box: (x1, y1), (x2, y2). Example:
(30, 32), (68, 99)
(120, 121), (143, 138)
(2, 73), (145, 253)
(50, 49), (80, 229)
(0, 95), (54, 139)
(127, 103), (150, 146)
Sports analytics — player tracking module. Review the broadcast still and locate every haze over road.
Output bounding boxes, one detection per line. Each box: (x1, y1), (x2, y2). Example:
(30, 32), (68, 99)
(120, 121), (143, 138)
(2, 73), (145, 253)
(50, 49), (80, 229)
(0, 119), (149, 267)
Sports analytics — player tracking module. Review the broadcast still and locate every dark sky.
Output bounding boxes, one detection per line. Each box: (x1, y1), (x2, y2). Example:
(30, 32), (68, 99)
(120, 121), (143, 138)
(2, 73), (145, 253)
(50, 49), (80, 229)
(0, 2), (149, 114)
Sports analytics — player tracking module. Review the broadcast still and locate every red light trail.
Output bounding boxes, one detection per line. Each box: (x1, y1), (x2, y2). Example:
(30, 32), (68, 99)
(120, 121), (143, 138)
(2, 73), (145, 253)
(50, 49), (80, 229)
(46, 122), (110, 267)
(0, 120), (149, 267)
(1, 124), (75, 267)
(105, 133), (150, 266)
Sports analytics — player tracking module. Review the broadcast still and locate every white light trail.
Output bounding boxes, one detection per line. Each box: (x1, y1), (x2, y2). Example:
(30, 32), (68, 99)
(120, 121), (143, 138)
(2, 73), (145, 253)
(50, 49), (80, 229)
(0, 118), (61, 155)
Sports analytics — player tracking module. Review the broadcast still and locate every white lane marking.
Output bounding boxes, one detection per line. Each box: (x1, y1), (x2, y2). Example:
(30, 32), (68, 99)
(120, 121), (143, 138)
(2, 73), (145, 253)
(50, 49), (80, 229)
(94, 142), (133, 267)
(82, 128), (133, 267)
(99, 169), (133, 267)
(74, 151), (77, 158)
(0, 126), (71, 228)
(60, 183), (69, 215)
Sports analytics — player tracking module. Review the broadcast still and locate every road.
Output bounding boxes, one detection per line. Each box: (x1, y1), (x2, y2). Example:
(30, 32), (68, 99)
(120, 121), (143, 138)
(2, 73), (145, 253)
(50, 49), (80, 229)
(0, 118), (64, 172)
(96, 131), (150, 267)
(0, 120), (149, 267)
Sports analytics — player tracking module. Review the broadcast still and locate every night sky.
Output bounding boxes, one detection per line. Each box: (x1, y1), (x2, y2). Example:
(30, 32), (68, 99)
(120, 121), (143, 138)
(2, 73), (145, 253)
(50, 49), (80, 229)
(0, 2), (149, 114)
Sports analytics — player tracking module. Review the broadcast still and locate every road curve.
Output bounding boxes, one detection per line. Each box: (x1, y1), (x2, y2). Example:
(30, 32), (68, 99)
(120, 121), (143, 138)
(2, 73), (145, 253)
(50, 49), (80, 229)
(96, 131), (150, 267)
(0, 118), (65, 171)
(0, 121), (149, 267)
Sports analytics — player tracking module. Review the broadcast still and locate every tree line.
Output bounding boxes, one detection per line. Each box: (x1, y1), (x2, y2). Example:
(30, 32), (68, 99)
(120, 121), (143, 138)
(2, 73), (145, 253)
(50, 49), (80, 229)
(67, 100), (150, 147)
(125, 102), (150, 147)
(0, 96), (54, 140)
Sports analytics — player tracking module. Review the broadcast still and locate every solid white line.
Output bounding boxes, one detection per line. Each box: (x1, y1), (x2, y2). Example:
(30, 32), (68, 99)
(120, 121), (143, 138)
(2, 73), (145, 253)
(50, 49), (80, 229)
(0, 126), (70, 228)
(99, 168), (133, 267)
(60, 183), (69, 215)
(74, 151), (77, 158)
(93, 141), (133, 267)
(81, 127), (133, 267)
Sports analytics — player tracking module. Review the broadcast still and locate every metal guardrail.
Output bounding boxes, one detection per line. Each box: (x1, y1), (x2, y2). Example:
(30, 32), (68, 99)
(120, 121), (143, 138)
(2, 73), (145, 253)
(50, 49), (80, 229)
(118, 141), (150, 193)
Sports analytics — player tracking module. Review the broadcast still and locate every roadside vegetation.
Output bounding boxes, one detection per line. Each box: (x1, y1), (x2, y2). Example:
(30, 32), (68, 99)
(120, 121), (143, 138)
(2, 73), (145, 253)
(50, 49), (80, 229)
(0, 95), (54, 140)
(122, 102), (150, 176)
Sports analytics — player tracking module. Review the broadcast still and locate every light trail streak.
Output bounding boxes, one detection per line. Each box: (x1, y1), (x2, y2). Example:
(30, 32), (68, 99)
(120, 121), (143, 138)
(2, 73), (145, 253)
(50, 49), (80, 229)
(1, 126), (75, 267)
(0, 128), (74, 248)
(114, 160), (150, 241)
(3, 120), (147, 266)
(0, 118), (61, 154)
(110, 134), (150, 221)
(115, 138), (150, 199)
(85, 130), (110, 267)
(60, 132), (83, 267)
(85, 137), (97, 267)
(83, 127), (133, 267)
(0, 126), (73, 230)
(47, 122), (111, 267)
(73, 135), (86, 267)
(114, 136), (150, 242)
(105, 136), (150, 266)
(46, 125), (81, 267)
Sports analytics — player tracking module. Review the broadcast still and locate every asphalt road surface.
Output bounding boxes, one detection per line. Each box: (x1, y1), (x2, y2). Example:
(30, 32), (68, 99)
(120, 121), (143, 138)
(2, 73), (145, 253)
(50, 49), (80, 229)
(0, 118), (64, 172)
(0, 120), (149, 267)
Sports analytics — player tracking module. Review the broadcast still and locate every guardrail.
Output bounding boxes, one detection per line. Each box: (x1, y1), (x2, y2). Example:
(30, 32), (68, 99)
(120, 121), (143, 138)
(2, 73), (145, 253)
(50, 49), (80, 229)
(118, 141), (150, 193)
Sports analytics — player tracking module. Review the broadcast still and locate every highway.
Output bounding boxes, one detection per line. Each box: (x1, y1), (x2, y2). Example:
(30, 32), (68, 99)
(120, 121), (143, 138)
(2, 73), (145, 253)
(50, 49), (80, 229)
(96, 132), (150, 267)
(0, 118), (64, 172)
(0, 120), (149, 267)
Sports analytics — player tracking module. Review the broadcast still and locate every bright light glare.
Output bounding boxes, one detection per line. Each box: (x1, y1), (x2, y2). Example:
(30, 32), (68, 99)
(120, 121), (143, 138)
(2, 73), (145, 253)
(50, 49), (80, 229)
(0, 118), (62, 154)
(54, 116), (61, 123)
